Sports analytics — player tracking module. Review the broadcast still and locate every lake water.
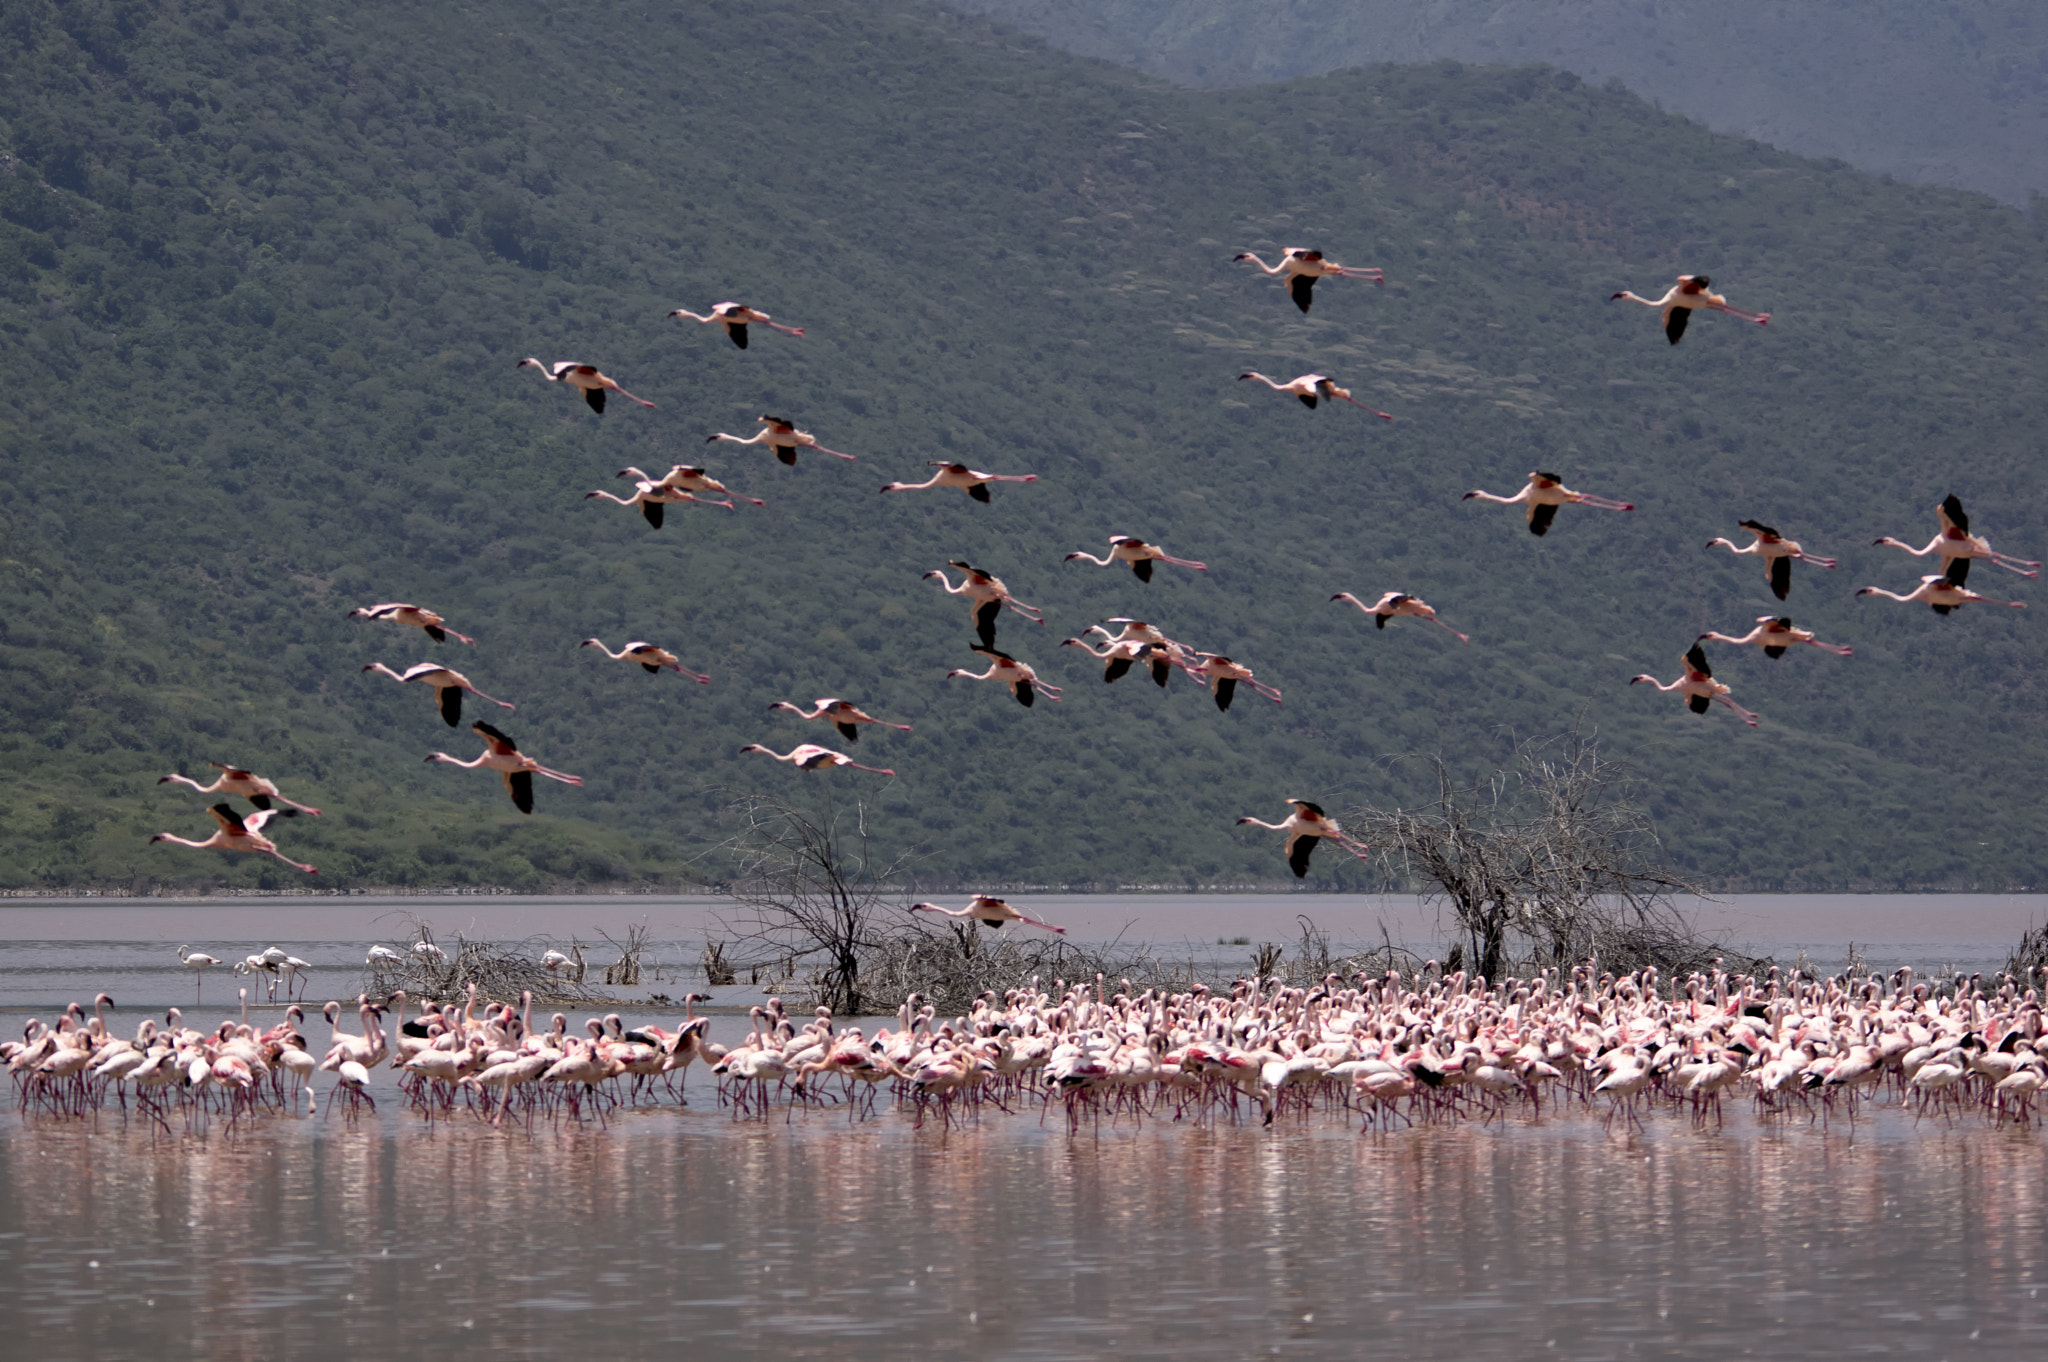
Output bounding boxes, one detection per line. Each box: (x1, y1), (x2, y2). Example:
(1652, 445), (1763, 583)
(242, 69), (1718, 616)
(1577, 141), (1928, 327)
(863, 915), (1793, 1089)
(3, 894), (2044, 1360)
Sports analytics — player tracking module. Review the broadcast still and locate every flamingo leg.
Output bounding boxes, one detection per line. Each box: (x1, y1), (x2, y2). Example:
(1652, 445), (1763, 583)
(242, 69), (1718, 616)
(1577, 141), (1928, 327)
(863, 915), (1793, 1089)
(1570, 494), (1636, 511)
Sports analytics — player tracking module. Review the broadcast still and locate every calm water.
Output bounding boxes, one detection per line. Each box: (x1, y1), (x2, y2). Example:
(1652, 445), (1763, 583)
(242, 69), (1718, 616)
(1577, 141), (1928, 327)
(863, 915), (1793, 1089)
(3, 894), (2045, 1360)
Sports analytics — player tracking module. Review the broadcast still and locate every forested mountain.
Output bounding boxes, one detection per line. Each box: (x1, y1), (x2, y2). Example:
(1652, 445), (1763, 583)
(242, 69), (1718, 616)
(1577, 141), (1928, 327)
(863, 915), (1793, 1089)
(954, 0), (2048, 206)
(1, 0), (2043, 894)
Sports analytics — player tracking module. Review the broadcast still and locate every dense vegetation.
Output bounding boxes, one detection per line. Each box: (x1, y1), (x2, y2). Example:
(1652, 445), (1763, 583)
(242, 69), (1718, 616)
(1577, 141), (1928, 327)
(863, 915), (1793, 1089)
(1, 0), (2043, 894)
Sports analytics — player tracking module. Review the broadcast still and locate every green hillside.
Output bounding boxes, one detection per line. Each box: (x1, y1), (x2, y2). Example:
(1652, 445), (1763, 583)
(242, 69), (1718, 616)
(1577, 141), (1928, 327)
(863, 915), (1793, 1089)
(1, 0), (2043, 894)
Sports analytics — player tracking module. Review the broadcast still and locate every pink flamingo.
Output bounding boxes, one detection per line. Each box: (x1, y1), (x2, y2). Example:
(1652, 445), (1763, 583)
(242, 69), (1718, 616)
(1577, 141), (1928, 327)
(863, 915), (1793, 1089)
(1856, 575), (2026, 614)
(1184, 653), (1283, 711)
(739, 743), (895, 776)
(424, 721), (583, 814)
(362, 661), (514, 727)
(924, 561), (1045, 648)
(151, 804), (317, 874)
(908, 895), (1066, 934)
(580, 639), (711, 683)
(1629, 644), (1759, 726)
(346, 602), (476, 646)
(1237, 371), (1392, 418)
(667, 302), (803, 348)
(1609, 275), (1769, 344)
(1233, 248), (1384, 312)
(1060, 634), (1159, 685)
(1332, 591), (1469, 642)
(1063, 535), (1207, 582)
(1235, 800), (1370, 878)
(1463, 471), (1634, 536)
(1705, 520), (1838, 600)
(585, 480), (732, 527)
(768, 699), (913, 744)
(617, 464), (764, 507)
(947, 646), (1062, 707)
(882, 462), (1038, 502)
(515, 358), (656, 413)
(1697, 616), (1853, 658)
(1873, 494), (2039, 586)
(157, 763), (322, 815)
(707, 416), (856, 465)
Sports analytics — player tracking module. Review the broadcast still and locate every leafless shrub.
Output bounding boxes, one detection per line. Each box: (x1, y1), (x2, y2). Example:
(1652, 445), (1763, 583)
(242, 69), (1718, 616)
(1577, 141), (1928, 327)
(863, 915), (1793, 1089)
(701, 940), (737, 986)
(599, 920), (651, 986)
(356, 913), (612, 1006)
(2007, 922), (2048, 978)
(860, 919), (1163, 1016)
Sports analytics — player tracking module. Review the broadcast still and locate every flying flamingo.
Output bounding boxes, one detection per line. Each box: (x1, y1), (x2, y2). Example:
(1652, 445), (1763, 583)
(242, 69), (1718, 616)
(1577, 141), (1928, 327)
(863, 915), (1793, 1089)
(1609, 275), (1770, 344)
(515, 358), (656, 413)
(1233, 248), (1384, 312)
(1629, 644), (1759, 726)
(1063, 535), (1207, 583)
(424, 721), (583, 815)
(924, 561), (1045, 647)
(947, 645), (1062, 707)
(580, 639), (711, 684)
(667, 302), (803, 348)
(152, 804), (317, 873)
(1332, 591), (1469, 642)
(1873, 495), (2039, 586)
(881, 462), (1038, 502)
(1463, 471), (1634, 536)
(908, 895), (1067, 933)
(618, 464), (764, 507)
(1237, 371), (1392, 418)
(768, 699), (913, 744)
(176, 946), (221, 1002)
(1084, 619), (1188, 686)
(585, 480), (732, 527)
(1705, 520), (1838, 600)
(1184, 653), (1283, 711)
(1235, 799), (1371, 879)
(346, 602), (475, 646)
(739, 743), (896, 776)
(158, 763), (322, 815)
(1697, 616), (1853, 658)
(361, 662), (515, 727)
(707, 415), (857, 465)
(1855, 575), (2026, 615)
(1060, 634), (1158, 684)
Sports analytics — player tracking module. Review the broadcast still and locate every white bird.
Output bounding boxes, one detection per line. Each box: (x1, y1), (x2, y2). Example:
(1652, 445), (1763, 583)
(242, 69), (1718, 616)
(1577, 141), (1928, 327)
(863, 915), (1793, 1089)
(1332, 591), (1469, 642)
(881, 462), (1038, 502)
(908, 895), (1067, 933)
(768, 698), (913, 744)
(1237, 371), (1392, 418)
(1704, 521), (1838, 600)
(1856, 575), (2026, 614)
(424, 721), (584, 815)
(617, 464), (764, 507)
(541, 949), (573, 975)
(515, 358), (656, 413)
(1609, 274), (1770, 344)
(1183, 653), (1283, 711)
(924, 561), (1045, 648)
(668, 302), (804, 348)
(1235, 800), (1370, 878)
(412, 939), (447, 963)
(361, 661), (514, 727)
(740, 743), (896, 776)
(152, 805), (317, 874)
(366, 945), (407, 970)
(1063, 535), (1207, 583)
(1629, 644), (1759, 726)
(707, 415), (856, 465)
(158, 762), (322, 815)
(176, 945), (220, 1002)
(1872, 494), (2039, 586)
(947, 646), (1062, 707)
(1233, 248), (1384, 312)
(580, 639), (711, 684)
(346, 602), (476, 646)
(1463, 471), (1634, 536)
(585, 480), (732, 527)
(1696, 616), (1853, 658)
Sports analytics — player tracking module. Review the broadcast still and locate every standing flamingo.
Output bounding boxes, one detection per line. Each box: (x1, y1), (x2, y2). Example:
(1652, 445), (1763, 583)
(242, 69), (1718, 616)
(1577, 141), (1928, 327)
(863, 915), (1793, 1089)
(1235, 800), (1371, 878)
(424, 721), (583, 814)
(158, 763), (322, 815)
(908, 896), (1067, 933)
(1184, 654), (1283, 711)
(361, 662), (514, 727)
(346, 603), (476, 646)
(707, 416), (856, 465)
(585, 480), (732, 527)
(739, 743), (896, 776)
(580, 639), (711, 683)
(617, 465), (764, 507)
(1609, 275), (1770, 344)
(947, 646), (1062, 707)
(1629, 644), (1759, 726)
(1872, 495), (2039, 586)
(176, 946), (221, 1003)
(152, 805), (317, 873)
(1705, 521), (1838, 600)
(515, 358), (656, 413)
(1855, 575), (2026, 614)
(1063, 536), (1208, 582)
(1463, 471), (1634, 536)
(1697, 617), (1853, 658)
(881, 462), (1038, 502)
(1332, 592), (1469, 642)
(1233, 248), (1384, 312)
(667, 302), (803, 348)
(924, 561), (1045, 647)
(768, 699), (913, 744)
(1237, 372), (1392, 418)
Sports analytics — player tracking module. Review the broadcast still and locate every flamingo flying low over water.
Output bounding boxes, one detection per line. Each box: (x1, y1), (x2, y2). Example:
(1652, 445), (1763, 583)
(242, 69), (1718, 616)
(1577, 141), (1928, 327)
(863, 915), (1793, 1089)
(1064, 536), (1208, 583)
(1705, 520), (1838, 600)
(908, 895), (1067, 933)
(152, 804), (317, 873)
(667, 302), (803, 348)
(424, 721), (582, 814)
(924, 561), (1045, 648)
(1238, 372), (1392, 418)
(1697, 616), (1853, 658)
(580, 639), (711, 683)
(1856, 575), (2027, 615)
(362, 662), (515, 727)
(586, 481), (732, 527)
(1872, 495), (2040, 586)
(1332, 591), (1469, 642)
(740, 743), (895, 776)
(618, 465), (765, 507)
(346, 603), (475, 646)
(1609, 275), (1770, 344)
(1464, 472), (1634, 536)
(768, 699), (913, 744)
(515, 359), (656, 413)
(1233, 248), (1384, 312)
(947, 646), (1061, 707)
(881, 462), (1038, 502)
(1184, 653), (1283, 711)
(1630, 644), (1759, 726)
(708, 416), (857, 465)
(1235, 799), (1371, 879)
(158, 763), (323, 815)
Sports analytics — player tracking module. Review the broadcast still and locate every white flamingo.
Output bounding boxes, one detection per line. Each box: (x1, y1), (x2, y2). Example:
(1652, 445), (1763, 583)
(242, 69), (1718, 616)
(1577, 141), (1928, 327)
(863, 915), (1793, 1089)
(516, 358), (656, 413)
(424, 721), (584, 814)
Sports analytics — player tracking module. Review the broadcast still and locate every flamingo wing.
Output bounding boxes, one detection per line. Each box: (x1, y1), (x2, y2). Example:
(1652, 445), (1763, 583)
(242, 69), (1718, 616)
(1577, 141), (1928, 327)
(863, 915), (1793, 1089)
(1770, 556), (1792, 600)
(505, 769), (535, 814)
(439, 685), (464, 727)
(1288, 274), (1315, 313)
(1214, 677), (1237, 712)
(1287, 835), (1320, 878)
(585, 388), (606, 414)
(1528, 502), (1558, 536)
(473, 720), (519, 752)
(642, 499), (665, 529)
(1132, 558), (1153, 583)
(1664, 306), (1690, 344)
(726, 322), (749, 348)
(968, 483), (992, 503)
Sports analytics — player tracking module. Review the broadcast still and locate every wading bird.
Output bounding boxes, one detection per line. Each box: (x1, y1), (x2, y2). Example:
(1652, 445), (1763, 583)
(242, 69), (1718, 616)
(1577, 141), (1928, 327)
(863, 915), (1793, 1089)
(1697, 617), (1853, 658)
(881, 462), (1038, 502)
(346, 602), (476, 646)
(1233, 248), (1384, 312)
(1184, 653), (1283, 711)
(617, 465), (764, 507)
(739, 743), (895, 776)
(176, 945), (220, 1002)
(1855, 575), (2027, 615)
(707, 415), (856, 466)
(580, 639), (711, 683)
(158, 763), (322, 815)
(1705, 521), (1838, 600)
(768, 698), (913, 744)
(1332, 591), (1469, 642)
(667, 302), (804, 348)
(1629, 644), (1759, 726)
(424, 721), (582, 815)
(1084, 619), (1189, 686)
(1609, 274), (1770, 344)
(152, 804), (317, 874)
(1063, 535), (1208, 583)
(947, 646), (1061, 707)
(515, 358), (656, 413)
(908, 895), (1067, 933)
(1872, 494), (2039, 586)
(1235, 800), (1371, 879)
(1237, 371), (1392, 418)
(585, 480), (732, 528)
(1463, 471), (1634, 536)
(924, 561), (1045, 648)
(362, 662), (515, 727)
(1060, 635), (1157, 684)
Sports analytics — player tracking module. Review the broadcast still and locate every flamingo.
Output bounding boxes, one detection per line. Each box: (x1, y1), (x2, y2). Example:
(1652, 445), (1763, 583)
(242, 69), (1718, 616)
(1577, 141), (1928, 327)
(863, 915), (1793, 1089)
(424, 720), (584, 815)
(580, 639), (711, 684)
(768, 698), (913, 744)
(361, 661), (514, 727)
(1463, 471), (1634, 536)
(1183, 653), (1283, 711)
(1705, 521), (1838, 600)
(706, 415), (856, 465)
(176, 946), (220, 1002)
(1233, 248), (1384, 312)
(739, 743), (896, 776)
(667, 301), (803, 348)
(1609, 275), (1769, 344)
(152, 805), (317, 873)
(1332, 591), (1469, 642)
(1060, 634), (1159, 685)
(908, 895), (1067, 933)
(1063, 536), (1207, 583)
(1235, 800), (1370, 879)
(1629, 644), (1759, 726)
(617, 464), (764, 507)
(1697, 616), (1853, 658)
(881, 462), (1038, 502)
(515, 358), (656, 413)
(924, 561), (1045, 648)
(346, 602), (476, 646)
(1873, 495), (2039, 586)
(1084, 619), (1189, 686)
(1855, 575), (2026, 614)
(157, 763), (322, 815)
(365, 945), (406, 971)
(585, 480), (733, 527)
(1237, 371), (1392, 418)
(947, 645), (1061, 707)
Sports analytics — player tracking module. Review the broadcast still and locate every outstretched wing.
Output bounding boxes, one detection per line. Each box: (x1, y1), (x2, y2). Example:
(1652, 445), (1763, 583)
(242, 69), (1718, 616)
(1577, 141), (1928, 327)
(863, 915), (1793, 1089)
(1289, 274), (1316, 313)
(584, 387), (606, 414)
(439, 685), (464, 727)
(1287, 834), (1320, 878)
(1214, 677), (1237, 712)
(472, 720), (518, 751)
(1664, 306), (1691, 345)
(505, 769), (535, 814)
(643, 499), (665, 529)
(1015, 679), (1036, 708)
(974, 599), (1000, 646)
(1688, 694), (1712, 714)
(1132, 558), (1153, 583)
(727, 322), (750, 349)
(1528, 503), (1558, 536)
(1104, 657), (1133, 684)
(1944, 556), (1971, 586)
(836, 721), (859, 742)
(968, 483), (992, 503)
(1769, 556), (1792, 600)
(209, 803), (248, 835)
